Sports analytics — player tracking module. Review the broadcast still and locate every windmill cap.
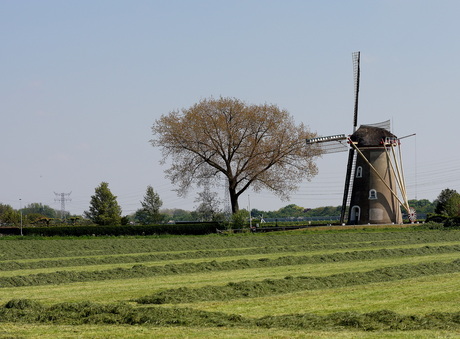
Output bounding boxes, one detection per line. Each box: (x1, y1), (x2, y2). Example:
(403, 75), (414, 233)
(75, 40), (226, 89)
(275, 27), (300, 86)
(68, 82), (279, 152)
(350, 125), (397, 147)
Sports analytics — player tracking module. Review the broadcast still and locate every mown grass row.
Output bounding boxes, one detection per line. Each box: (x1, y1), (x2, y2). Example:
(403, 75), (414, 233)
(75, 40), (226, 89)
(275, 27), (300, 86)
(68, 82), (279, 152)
(2, 299), (460, 331)
(1, 244), (459, 288)
(2, 229), (460, 260)
(2, 229), (460, 336)
(2, 239), (460, 272)
(135, 259), (460, 304)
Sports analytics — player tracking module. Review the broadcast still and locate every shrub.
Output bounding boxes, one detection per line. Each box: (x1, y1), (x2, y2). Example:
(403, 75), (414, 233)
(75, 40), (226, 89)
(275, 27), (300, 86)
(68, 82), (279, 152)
(425, 213), (449, 223)
(419, 221), (445, 230)
(444, 217), (460, 228)
(21, 222), (223, 237)
(229, 210), (249, 229)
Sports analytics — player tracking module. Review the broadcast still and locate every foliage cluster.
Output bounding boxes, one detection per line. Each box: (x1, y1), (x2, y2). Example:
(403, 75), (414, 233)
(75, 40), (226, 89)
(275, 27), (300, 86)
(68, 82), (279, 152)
(408, 199), (436, 215)
(0, 202), (71, 226)
(252, 204), (341, 220)
(84, 182), (122, 225)
(0, 196), (441, 228)
(18, 222), (220, 238)
(133, 185), (164, 225)
(428, 189), (460, 226)
(252, 200), (437, 221)
(424, 188), (460, 227)
(435, 188), (459, 215)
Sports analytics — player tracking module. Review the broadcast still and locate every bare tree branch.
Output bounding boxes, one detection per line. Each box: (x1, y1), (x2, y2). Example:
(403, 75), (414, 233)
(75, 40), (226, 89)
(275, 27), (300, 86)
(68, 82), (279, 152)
(151, 97), (322, 213)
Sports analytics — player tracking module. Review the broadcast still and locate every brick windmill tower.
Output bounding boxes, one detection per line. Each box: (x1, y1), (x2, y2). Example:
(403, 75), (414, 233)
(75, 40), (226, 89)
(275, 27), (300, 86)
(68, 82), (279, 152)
(306, 52), (415, 225)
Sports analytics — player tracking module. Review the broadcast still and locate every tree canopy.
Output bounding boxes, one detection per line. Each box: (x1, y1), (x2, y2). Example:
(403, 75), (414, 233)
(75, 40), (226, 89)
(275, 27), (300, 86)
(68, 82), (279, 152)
(135, 185), (163, 225)
(84, 182), (122, 225)
(0, 203), (20, 225)
(444, 193), (460, 217)
(435, 188), (458, 215)
(21, 203), (58, 219)
(151, 97), (321, 213)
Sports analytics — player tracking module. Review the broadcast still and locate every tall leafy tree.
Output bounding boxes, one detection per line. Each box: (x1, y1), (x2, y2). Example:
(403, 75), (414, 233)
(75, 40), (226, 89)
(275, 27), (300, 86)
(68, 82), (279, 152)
(84, 182), (122, 225)
(444, 193), (460, 217)
(435, 188), (458, 215)
(0, 203), (20, 225)
(135, 185), (163, 224)
(21, 203), (58, 218)
(151, 97), (321, 213)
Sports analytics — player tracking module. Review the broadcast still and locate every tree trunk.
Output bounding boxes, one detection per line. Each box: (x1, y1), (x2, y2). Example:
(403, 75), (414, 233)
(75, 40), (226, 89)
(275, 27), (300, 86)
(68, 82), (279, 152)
(228, 182), (239, 214)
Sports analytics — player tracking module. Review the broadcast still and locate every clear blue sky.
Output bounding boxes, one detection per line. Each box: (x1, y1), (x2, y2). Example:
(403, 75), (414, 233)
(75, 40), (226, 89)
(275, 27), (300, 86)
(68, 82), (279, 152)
(2, 0), (459, 215)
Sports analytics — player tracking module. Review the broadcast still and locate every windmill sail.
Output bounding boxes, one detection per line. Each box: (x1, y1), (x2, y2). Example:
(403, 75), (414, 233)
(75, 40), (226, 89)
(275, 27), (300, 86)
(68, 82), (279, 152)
(352, 51), (360, 132)
(305, 134), (348, 153)
(340, 51), (360, 224)
(306, 52), (414, 225)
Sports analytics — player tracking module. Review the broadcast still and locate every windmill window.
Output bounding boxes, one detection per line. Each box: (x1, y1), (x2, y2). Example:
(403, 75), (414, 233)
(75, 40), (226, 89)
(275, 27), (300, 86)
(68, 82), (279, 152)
(369, 189), (377, 200)
(356, 166), (363, 178)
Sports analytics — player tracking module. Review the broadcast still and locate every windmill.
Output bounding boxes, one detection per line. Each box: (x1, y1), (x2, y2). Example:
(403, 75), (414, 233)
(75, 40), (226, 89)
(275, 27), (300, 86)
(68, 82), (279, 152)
(306, 52), (416, 225)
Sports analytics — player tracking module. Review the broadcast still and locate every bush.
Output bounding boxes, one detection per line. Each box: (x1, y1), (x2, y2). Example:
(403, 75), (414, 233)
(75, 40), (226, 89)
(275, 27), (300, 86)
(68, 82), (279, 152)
(229, 210), (249, 229)
(444, 217), (460, 228)
(20, 222), (223, 237)
(419, 221), (445, 230)
(425, 213), (449, 223)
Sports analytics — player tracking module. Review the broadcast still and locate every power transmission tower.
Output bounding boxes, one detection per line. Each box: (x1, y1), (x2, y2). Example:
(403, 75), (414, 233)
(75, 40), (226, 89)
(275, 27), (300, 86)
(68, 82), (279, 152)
(54, 192), (72, 219)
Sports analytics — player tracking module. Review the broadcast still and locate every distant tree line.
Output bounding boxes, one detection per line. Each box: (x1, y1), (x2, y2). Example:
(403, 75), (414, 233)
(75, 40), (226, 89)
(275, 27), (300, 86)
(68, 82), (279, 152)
(3, 185), (459, 227)
(0, 202), (72, 226)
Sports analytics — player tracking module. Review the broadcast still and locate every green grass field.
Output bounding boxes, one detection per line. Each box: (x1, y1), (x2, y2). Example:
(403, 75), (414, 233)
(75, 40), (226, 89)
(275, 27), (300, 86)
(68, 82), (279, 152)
(1, 227), (460, 338)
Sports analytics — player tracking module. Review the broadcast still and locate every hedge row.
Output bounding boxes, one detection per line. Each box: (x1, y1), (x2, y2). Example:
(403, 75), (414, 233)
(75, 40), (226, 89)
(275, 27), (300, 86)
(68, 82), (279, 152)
(14, 222), (222, 237)
(425, 214), (460, 227)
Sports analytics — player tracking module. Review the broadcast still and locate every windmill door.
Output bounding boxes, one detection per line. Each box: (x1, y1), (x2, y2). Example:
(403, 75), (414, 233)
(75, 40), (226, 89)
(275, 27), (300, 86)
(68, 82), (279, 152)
(350, 206), (361, 225)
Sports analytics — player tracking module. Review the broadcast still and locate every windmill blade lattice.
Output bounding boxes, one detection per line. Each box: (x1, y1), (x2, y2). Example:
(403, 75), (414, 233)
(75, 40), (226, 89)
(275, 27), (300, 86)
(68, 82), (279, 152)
(306, 134), (348, 154)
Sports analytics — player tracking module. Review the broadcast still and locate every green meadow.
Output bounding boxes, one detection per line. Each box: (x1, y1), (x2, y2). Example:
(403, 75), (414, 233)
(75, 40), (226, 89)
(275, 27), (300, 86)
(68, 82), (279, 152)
(1, 227), (460, 338)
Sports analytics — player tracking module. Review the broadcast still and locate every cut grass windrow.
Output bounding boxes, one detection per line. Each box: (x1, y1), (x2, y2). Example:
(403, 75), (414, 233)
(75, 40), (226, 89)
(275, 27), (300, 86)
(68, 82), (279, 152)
(2, 299), (460, 331)
(2, 230), (460, 261)
(135, 259), (460, 304)
(1, 240), (460, 272)
(1, 245), (460, 288)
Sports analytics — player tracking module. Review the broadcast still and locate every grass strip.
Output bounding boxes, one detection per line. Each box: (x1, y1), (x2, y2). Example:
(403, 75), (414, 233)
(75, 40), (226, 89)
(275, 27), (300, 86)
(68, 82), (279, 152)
(135, 259), (460, 304)
(2, 253), (459, 306)
(1, 245), (460, 288)
(2, 299), (460, 331)
(2, 240), (460, 272)
(188, 271), (460, 317)
(2, 230), (460, 261)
